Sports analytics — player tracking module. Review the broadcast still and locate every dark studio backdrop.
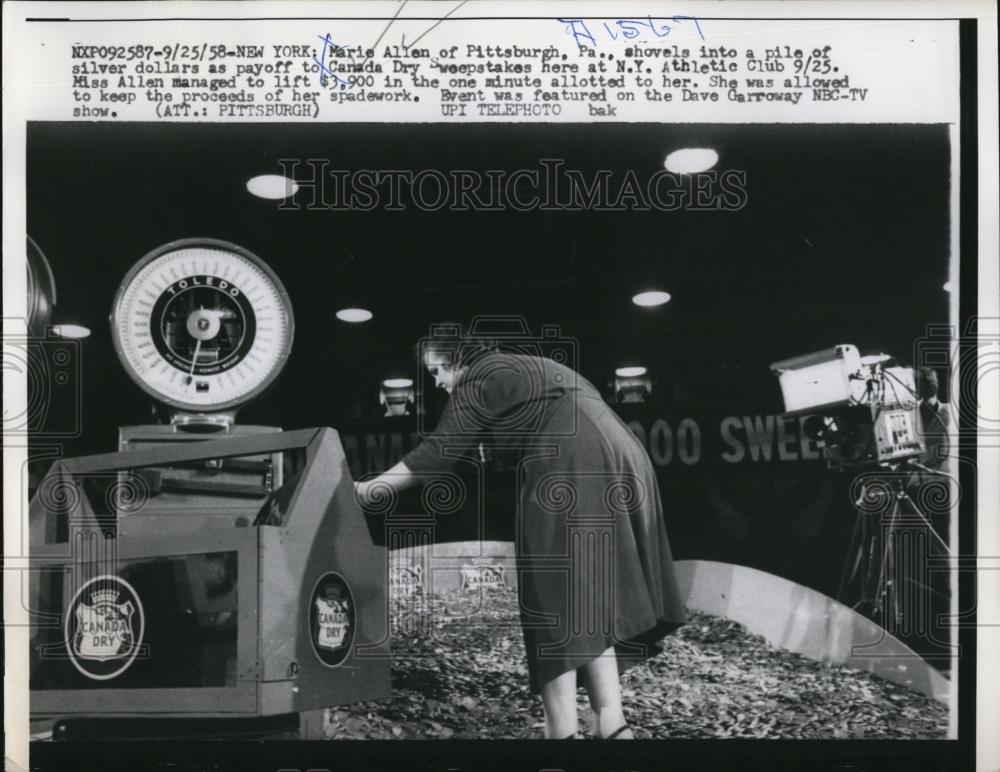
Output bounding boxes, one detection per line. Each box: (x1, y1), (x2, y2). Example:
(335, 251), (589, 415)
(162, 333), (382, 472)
(26, 121), (953, 662)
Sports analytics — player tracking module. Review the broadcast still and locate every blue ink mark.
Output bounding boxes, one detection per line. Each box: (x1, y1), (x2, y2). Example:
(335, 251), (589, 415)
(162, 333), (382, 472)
(558, 14), (704, 46)
(314, 33), (354, 88)
(556, 18), (597, 47)
(670, 15), (704, 40)
(612, 19), (645, 40)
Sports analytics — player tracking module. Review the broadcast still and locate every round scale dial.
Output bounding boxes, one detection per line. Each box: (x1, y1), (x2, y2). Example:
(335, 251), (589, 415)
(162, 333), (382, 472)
(111, 239), (294, 413)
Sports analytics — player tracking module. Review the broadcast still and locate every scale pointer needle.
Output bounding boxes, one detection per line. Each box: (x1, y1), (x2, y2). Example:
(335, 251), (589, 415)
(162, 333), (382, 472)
(186, 340), (201, 386)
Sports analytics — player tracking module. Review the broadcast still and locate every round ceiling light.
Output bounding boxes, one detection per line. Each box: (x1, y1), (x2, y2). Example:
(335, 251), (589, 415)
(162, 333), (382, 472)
(246, 174), (299, 200)
(632, 290), (672, 307)
(335, 308), (373, 323)
(49, 324), (92, 339)
(664, 148), (719, 174)
(383, 378), (414, 389)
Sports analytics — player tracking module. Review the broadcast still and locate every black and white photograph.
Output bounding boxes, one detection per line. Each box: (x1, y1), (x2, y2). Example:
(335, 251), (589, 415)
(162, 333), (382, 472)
(3, 4), (997, 772)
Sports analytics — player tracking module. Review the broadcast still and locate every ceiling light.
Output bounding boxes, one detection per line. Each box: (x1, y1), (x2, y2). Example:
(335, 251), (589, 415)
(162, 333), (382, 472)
(50, 324), (91, 339)
(615, 366), (648, 378)
(664, 148), (719, 174)
(246, 174), (299, 200)
(632, 290), (671, 307)
(383, 378), (413, 388)
(335, 308), (373, 323)
(943, 281), (954, 293)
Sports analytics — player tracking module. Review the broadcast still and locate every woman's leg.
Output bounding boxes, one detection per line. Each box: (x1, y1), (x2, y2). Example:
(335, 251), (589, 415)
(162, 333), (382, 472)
(539, 668), (580, 738)
(578, 647), (633, 738)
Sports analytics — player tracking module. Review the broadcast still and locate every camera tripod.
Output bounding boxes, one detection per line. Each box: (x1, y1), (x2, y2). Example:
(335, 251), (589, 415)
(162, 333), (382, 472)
(836, 460), (952, 629)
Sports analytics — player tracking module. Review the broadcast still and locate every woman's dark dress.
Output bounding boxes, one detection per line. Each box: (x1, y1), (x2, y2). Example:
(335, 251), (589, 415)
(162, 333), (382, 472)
(402, 353), (686, 692)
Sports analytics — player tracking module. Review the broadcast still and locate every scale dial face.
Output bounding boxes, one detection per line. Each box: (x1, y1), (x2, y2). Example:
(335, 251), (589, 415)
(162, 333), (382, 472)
(111, 239), (294, 413)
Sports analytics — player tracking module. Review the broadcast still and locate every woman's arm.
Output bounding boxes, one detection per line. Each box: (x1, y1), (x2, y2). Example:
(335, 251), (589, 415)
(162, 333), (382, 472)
(355, 356), (501, 505)
(354, 459), (419, 505)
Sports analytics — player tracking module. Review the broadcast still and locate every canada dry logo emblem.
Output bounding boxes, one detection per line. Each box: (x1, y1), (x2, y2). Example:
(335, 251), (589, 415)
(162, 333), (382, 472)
(389, 559), (424, 599)
(461, 563), (507, 591)
(309, 573), (355, 667)
(65, 575), (144, 681)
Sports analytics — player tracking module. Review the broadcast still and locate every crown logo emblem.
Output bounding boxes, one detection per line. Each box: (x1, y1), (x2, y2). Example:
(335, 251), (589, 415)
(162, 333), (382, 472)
(90, 589), (119, 604)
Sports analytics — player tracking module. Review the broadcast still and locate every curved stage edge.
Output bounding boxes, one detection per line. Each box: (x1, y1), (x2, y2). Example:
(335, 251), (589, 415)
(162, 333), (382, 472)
(673, 559), (950, 704)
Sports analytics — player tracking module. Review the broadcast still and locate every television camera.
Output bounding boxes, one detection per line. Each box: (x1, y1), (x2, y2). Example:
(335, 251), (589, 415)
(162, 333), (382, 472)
(770, 345), (950, 627)
(771, 344), (925, 469)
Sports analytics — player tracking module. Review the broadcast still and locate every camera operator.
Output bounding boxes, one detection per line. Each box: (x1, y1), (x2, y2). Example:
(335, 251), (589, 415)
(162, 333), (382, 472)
(911, 366), (952, 547)
(916, 366), (950, 468)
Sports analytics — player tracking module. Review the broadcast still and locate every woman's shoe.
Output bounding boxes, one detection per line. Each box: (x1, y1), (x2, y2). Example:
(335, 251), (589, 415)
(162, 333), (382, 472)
(602, 725), (632, 740)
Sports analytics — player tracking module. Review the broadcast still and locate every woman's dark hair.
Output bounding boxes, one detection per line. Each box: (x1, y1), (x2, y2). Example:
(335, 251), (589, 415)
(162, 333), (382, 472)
(419, 322), (499, 370)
